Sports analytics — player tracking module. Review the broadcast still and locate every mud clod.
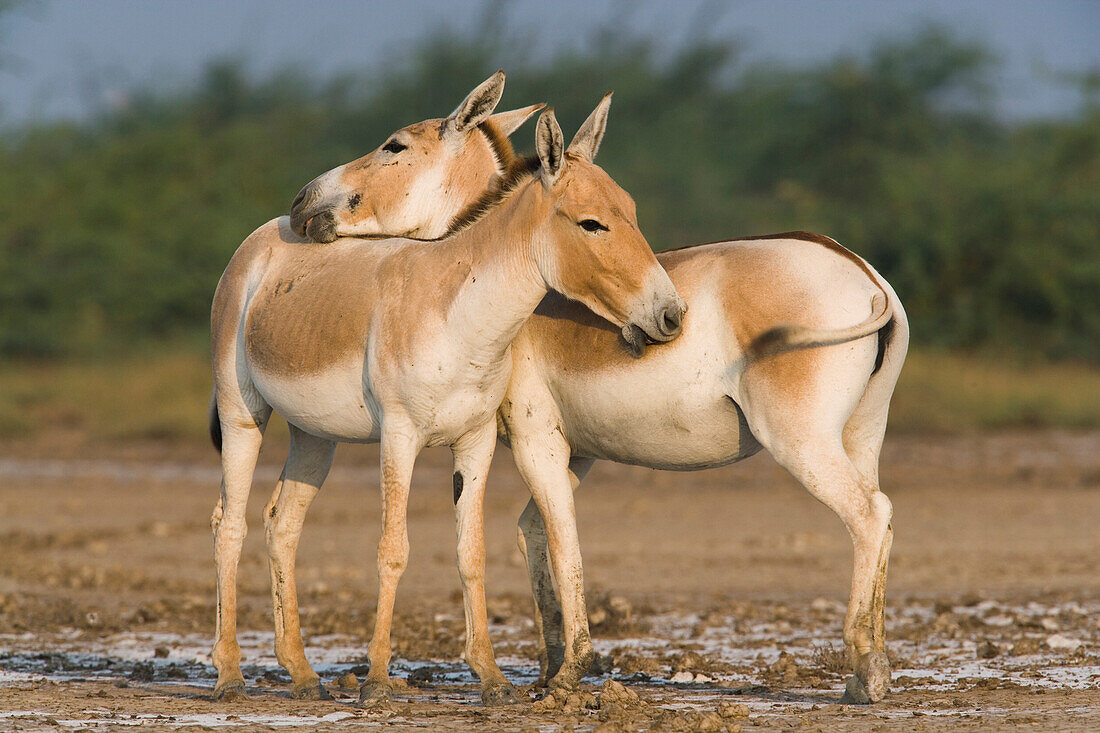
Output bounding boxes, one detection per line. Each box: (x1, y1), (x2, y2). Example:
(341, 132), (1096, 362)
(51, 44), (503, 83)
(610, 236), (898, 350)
(717, 702), (750, 719)
(600, 679), (642, 707)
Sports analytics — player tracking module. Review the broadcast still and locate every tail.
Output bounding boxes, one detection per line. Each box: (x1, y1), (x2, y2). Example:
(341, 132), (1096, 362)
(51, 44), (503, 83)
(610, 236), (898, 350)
(209, 392), (222, 453)
(745, 292), (893, 367)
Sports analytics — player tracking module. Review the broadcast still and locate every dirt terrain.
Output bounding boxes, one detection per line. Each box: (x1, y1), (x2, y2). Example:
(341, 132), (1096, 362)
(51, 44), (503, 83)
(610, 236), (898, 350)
(1, 429), (1098, 730)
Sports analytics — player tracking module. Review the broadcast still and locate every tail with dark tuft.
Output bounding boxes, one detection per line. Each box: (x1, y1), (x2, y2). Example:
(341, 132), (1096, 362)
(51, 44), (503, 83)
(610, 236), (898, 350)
(745, 292), (893, 367)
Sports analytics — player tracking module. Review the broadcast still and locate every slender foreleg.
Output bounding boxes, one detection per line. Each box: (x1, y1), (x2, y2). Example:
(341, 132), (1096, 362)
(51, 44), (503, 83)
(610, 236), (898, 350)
(359, 426), (418, 707)
(211, 406), (269, 701)
(263, 425), (336, 700)
(452, 421), (519, 705)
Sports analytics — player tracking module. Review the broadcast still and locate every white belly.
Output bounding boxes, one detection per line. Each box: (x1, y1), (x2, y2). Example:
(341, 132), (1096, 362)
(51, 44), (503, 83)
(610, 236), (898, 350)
(547, 304), (761, 470)
(252, 360), (382, 442)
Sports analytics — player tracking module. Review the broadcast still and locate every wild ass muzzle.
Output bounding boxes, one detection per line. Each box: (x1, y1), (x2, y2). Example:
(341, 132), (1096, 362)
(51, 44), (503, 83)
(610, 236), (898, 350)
(208, 96), (685, 707)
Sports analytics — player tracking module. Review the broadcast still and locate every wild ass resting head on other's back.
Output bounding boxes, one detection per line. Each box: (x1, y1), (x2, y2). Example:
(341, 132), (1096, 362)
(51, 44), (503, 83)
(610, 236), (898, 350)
(209, 84), (686, 707)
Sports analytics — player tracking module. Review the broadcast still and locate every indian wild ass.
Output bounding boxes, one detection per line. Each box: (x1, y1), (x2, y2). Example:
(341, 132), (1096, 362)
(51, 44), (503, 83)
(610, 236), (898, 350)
(209, 95), (686, 706)
(290, 93), (908, 704)
(209, 70), (540, 703)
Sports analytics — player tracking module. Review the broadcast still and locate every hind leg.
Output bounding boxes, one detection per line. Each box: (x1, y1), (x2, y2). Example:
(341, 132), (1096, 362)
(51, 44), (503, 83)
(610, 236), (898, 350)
(211, 403), (270, 701)
(516, 457), (592, 686)
(517, 499), (561, 685)
(772, 436), (892, 703)
(263, 425), (336, 700)
(739, 346), (894, 703)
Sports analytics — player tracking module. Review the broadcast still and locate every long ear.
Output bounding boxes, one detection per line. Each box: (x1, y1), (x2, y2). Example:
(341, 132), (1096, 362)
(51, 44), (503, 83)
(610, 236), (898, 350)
(567, 92), (612, 161)
(536, 109), (565, 185)
(444, 70), (506, 134)
(488, 103), (545, 136)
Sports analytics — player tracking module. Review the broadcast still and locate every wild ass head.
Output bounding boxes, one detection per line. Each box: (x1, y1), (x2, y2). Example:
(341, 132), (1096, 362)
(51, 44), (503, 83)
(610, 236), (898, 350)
(289, 70), (542, 242)
(452, 97), (685, 354)
(533, 98), (686, 353)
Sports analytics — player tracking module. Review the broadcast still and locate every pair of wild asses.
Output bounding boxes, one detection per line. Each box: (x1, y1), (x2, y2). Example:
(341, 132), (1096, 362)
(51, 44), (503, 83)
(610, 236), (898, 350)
(209, 71), (906, 707)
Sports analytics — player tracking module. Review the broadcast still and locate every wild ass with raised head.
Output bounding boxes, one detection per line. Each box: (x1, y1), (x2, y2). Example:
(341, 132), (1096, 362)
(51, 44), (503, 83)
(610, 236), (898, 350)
(209, 92), (686, 705)
(290, 92), (907, 705)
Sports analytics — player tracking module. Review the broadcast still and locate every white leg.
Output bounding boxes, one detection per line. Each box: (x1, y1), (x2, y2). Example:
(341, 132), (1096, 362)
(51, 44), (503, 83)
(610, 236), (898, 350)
(452, 422), (519, 705)
(511, 435), (594, 690)
(359, 426), (419, 707)
(516, 456), (592, 686)
(739, 348), (893, 703)
(263, 425), (336, 700)
(211, 406), (269, 701)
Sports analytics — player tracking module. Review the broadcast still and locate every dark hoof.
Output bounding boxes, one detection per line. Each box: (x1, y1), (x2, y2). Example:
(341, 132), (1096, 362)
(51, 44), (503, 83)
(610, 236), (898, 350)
(358, 681), (393, 708)
(840, 675), (872, 705)
(482, 682), (521, 706)
(292, 681), (332, 700)
(214, 680), (247, 702)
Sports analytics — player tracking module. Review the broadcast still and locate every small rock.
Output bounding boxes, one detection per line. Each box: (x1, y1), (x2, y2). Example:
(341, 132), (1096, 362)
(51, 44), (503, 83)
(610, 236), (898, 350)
(1011, 638), (1041, 656)
(1044, 634), (1082, 653)
(694, 673), (714, 683)
(717, 702), (750, 719)
(153, 647), (170, 659)
(670, 670), (695, 683)
(1040, 617), (1060, 631)
(976, 641), (999, 659)
(600, 678), (641, 707)
(390, 676), (409, 691)
(336, 672), (358, 689)
(697, 711), (726, 732)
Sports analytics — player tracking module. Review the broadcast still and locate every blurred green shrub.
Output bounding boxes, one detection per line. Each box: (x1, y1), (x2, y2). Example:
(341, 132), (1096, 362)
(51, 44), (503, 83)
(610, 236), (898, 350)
(0, 26), (1097, 360)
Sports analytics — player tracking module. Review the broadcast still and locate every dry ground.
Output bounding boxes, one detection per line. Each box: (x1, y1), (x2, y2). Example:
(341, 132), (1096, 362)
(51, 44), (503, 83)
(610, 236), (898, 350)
(1, 429), (1098, 730)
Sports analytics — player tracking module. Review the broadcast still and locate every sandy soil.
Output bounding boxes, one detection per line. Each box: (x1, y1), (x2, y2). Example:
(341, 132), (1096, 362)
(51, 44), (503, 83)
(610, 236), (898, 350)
(1, 429), (1098, 730)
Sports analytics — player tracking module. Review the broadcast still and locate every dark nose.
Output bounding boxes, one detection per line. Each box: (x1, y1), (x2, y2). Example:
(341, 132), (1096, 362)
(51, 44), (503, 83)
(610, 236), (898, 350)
(289, 181), (324, 235)
(658, 302), (683, 339)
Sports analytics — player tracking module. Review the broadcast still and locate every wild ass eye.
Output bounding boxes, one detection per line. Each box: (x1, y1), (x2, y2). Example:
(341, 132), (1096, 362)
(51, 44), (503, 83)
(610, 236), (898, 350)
(382, 140), (407, 154)
(579, 219), (608, 233)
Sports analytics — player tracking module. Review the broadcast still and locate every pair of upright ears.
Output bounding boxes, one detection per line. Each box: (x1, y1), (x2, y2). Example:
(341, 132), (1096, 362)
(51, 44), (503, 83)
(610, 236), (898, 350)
(444, 70), (612, 183)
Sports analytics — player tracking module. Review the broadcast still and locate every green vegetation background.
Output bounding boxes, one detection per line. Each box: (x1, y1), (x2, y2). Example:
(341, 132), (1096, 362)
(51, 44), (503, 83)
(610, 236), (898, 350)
(1, 26), (1098, 439)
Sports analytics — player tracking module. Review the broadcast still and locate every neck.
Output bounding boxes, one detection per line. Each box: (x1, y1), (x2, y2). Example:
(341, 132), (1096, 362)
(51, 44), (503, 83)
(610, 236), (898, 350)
(435, 181), (548, 363)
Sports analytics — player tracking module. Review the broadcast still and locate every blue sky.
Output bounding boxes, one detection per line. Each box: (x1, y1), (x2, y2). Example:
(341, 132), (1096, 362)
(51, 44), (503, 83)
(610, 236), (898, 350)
(2, 0), (1098, 124)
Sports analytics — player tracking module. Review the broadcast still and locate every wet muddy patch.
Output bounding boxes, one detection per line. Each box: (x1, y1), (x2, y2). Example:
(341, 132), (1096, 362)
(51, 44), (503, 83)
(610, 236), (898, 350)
(1, 597), (1097, 730)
